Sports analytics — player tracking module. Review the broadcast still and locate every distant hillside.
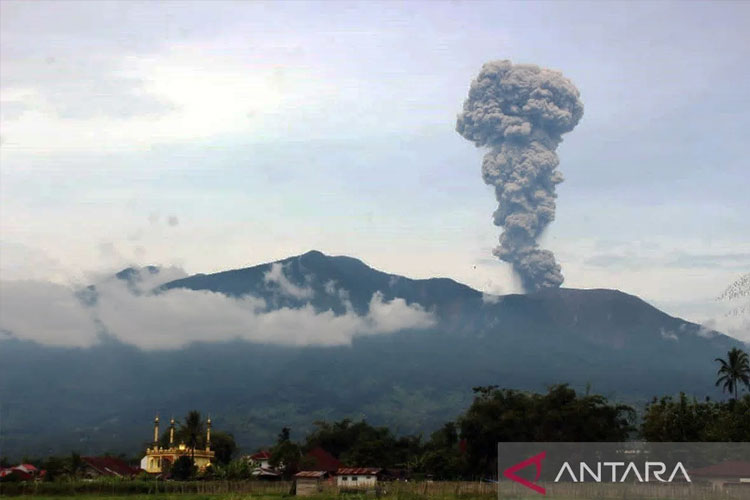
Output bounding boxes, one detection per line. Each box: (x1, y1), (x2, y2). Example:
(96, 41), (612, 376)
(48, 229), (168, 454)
(0, 250), (744, 459)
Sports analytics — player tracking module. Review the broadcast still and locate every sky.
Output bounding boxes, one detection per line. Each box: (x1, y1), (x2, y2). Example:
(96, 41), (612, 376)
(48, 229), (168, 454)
(1, 0), (749, 344)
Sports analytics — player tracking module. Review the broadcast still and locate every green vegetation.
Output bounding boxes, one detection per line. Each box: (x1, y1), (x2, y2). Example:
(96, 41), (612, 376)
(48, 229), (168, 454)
(715, 347), (750, 400)
(3, 349), (749, 490)
(169, 457), (196, 482)
(1, 482), (743, 500)
(459, 384), (635, 477)
(0, 479), (291, 497)
(268, 427), (304, 479)
(641, 393), (750, 441)
(638, 347), (750, 442)
(256, 384), (636, 481)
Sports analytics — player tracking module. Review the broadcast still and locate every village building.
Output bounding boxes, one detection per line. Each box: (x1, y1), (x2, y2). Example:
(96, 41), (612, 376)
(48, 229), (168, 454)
(690, 461), (750, 490)
(336, 467), (383, 489)
(0, 464), (41, 482)
(249, 450), (272, 469)
(80, 456), (140, 479)
(140, 416), (215, 474)
(244, 450), (281, 479)
(294, 470), (331, 496)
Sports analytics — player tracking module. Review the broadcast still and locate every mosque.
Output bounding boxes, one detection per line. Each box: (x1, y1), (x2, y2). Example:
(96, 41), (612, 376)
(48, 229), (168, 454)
(140, 416), (215, 473)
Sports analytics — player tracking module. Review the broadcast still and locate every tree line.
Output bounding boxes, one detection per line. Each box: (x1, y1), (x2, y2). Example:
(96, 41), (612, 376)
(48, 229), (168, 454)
(4, 348), (748, 481)
(262, 347), (749, 479)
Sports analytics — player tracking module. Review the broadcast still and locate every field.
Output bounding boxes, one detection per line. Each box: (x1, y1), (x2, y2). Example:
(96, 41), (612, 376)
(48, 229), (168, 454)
(1, 480), (748, 500)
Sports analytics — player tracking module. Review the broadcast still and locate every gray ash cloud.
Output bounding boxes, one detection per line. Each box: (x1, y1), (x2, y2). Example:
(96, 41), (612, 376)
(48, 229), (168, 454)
(457, 60), (583, 292)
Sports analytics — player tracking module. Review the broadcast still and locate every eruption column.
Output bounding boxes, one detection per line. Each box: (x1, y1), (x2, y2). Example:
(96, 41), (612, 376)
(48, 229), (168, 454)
(457, 60), (583, 292)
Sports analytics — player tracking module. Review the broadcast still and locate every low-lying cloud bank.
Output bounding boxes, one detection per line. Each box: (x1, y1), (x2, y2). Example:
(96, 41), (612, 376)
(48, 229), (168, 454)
(0, 267), (436, 350)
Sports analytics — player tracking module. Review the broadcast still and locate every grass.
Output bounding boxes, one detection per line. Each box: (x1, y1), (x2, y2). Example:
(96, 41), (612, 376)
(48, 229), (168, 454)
(1, 480), (747, 499)
(5, 497), (273, 500)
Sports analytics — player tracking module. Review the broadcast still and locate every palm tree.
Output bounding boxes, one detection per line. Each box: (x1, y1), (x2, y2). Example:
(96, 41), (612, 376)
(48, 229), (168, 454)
(715, 348), (750, 400)
(180, 411), (205, 462)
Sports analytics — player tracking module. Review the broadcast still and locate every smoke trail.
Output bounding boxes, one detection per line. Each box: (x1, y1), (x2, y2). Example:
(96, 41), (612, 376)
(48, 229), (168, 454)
(456, 60), (583, 292)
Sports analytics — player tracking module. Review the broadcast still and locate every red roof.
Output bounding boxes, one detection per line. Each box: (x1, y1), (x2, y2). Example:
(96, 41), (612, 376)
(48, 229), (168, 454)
(295, 470), (329, 478)
(305, 447), (341, 473)
(250, 450), (272, 460)
(82, 456), (140, 478)
(337, 467), (382, 475)
(690, 461), (750, 478)
(2, 466), (35, 481)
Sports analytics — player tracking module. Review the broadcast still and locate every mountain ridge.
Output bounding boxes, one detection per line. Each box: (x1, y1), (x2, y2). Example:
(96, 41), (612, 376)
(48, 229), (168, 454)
(156, 249), (729, 349)
(0, 250), (745, 459)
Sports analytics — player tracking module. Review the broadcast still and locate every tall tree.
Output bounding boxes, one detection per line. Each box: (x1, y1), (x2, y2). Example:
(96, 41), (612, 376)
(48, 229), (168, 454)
(715, 348), (750, 400)
(270, 427), (302, 479)
(180, 410), (205, 462)
(303, 419), (422, 468)
(210, 431), (237, 465)
(68, 452), (83, 478)
(459, 385), (634, 477)
(421, 422), (466, 479)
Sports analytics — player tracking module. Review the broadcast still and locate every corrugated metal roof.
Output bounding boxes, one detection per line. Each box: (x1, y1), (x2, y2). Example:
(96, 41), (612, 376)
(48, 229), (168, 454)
(295, 470), (329, 478)
(337, 467), (382, 475)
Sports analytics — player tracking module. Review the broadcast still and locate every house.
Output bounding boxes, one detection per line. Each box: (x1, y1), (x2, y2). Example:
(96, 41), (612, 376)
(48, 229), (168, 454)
(0, 464), (41, 482)
(246, 450), (282, 480)
(304, 447), (340, 474)
(249, 450), (272, 469)
(690, 461), (750, 489)
(141, 415), (215, 473)
(336, 467), (383, 489)
(81, 456), (141, 478)
(294, 470), (331, 496)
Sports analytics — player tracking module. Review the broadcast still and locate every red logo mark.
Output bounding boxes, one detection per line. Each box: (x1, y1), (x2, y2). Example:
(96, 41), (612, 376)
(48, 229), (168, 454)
(502, 451), (546, 495)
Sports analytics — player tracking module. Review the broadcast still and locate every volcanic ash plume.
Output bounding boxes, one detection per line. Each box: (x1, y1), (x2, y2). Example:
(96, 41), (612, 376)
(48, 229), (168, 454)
(456, 60), (583, 292)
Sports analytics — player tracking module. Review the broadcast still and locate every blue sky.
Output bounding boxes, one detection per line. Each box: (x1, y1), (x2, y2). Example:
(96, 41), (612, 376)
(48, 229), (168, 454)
(1, 1), (748, 333)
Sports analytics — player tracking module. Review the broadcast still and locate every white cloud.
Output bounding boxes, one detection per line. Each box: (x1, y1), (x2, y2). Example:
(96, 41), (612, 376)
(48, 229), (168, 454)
(481, 293), (501, 304)
(263, 262), (314, 300)
(324, 280), (337, 295)
(0, 280), (100, 347)
(0, 274), (436, 350)
(0, 33), (340, 154)
(713, 314), (750, 344)
(362, 292), (434, 334)
(708, 274), (750, 343)
(696, 321), (719, 339)
(659, 328), (678, 342)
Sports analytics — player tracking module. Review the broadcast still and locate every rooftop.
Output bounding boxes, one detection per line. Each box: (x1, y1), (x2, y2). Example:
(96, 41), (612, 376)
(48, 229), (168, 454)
(337, 467), (382, 475)
(295, 470), (330, 478)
